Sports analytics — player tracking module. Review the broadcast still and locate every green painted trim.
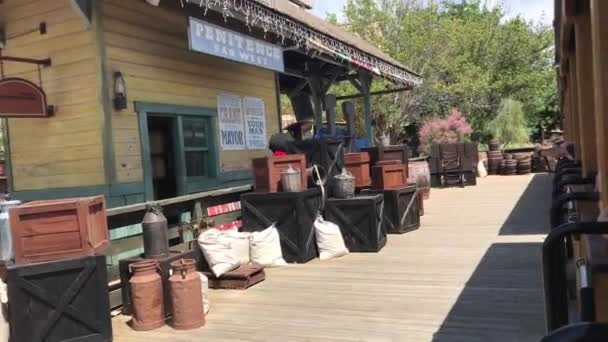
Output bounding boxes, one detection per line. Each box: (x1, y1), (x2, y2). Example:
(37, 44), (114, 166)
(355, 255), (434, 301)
(136, 102), (221, 200)
(209, 116), (220, 178)
(174, 116), (187, 196)
(137, 112), (154, 202)
(219, 170), (253, 183)
(13, 185), (109, 202)
(2, 119), (13, 193)
(12, 182), (145, 208)
(92, 1), (117, 184)
(109, 182), (145, 197)
(135, 102), (216, 117)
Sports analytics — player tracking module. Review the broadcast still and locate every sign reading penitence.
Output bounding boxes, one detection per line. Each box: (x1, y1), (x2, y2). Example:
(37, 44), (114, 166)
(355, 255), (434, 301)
(188, 17), (285, 73)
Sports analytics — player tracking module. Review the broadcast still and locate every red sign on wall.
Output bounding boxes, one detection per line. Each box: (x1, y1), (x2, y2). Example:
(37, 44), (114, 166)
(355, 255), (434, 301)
(0, 78), (50, 118)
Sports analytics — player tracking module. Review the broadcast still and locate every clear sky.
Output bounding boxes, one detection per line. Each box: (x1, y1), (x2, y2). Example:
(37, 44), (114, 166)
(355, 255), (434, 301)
(311, 0), (554, 25)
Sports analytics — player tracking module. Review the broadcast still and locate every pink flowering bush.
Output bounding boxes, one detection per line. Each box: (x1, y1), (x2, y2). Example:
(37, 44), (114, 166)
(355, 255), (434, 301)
(418, 109), (473, 154)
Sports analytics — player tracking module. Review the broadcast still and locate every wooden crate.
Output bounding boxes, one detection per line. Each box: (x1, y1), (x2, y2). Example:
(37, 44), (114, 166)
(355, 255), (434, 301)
(7, 255), (112, 342)
(241, 188), (321, 263)
(344, 152), (371, 188)
(371, 164), (408, 190)
(9, 196), (109, 265)
(252, 154), (307, 192)
(325, 195), (386, 253)
(362, 185), (421, 234)
(361, 145), (410, 166)
(203, 263), (265, 289)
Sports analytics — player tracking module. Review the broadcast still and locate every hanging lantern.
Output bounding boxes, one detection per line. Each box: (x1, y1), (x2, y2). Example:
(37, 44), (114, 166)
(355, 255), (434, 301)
(113, 71), (127, 110)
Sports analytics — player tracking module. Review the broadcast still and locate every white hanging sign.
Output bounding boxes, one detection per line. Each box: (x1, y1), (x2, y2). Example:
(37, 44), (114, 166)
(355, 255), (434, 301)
(243, 97), (267, 150)
(217, 93), (245, 150)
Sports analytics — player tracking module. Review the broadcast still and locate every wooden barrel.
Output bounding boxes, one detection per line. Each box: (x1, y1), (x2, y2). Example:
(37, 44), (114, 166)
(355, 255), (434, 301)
(487, 150), (503, 175)
(517, 158), (532, 174)
(407, 160), (431, 200)
(503, 159), (517, 175)
(499, 160), (506, 175)
(504, 154), (513, 160)
(488, 141), (500, 151)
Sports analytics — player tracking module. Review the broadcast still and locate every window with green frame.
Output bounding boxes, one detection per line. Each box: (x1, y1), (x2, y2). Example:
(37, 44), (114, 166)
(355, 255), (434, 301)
(182, 117), (212, 178)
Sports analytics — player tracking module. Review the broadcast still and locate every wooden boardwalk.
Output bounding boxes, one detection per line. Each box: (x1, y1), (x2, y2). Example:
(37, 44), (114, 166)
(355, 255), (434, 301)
(113, 174), (551, 342)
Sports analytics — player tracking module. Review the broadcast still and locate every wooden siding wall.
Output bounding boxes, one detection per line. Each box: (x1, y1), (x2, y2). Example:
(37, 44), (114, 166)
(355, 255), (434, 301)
(0, 0), (105, 190)
(100, 0), (279, 183)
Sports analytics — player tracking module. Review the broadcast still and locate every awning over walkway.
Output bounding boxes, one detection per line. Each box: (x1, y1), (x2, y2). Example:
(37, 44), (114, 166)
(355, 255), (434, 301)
(182, 0), (423, 87)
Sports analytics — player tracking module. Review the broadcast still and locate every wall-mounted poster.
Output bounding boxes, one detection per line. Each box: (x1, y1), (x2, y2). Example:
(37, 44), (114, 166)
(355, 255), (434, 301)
(243, 97), (267, 150)
(217, 93), (245, 150)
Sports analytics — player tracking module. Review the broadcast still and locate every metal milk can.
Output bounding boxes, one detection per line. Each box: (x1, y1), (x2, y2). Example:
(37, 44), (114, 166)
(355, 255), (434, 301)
(280, 164), (302, 192)
(129, 260), (165, 331)
(169, 259), (205, 330)
(0, 200), (21, 262)
(142, 206), (169, 258)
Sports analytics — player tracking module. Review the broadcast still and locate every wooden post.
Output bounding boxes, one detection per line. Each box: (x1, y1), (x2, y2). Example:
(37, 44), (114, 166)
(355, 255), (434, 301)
(308, 63), (324, 130)
(574, 2), (598, 176)
(591, 0), (608, 206)
(568, 53), (581, 161)
(359, 71), (373, 145)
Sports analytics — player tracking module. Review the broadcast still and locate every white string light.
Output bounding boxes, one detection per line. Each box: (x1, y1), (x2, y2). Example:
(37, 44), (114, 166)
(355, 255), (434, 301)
(180, 0), (423, 87)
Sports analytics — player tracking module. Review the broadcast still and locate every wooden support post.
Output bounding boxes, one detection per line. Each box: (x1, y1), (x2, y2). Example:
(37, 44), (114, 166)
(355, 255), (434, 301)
(574, 3), (598, 177)
(568, 53), (581, 161)
(359, 71), (373, 145)
(591, 0), (608, 207)
(308, 63), (324, 130)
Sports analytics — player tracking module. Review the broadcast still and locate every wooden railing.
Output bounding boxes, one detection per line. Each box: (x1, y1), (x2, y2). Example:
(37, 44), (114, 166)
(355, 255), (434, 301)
(105, 185), (252, 308)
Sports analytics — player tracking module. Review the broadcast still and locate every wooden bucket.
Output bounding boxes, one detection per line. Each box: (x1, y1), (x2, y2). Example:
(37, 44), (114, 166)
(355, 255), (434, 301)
(408, 160), (431, 200)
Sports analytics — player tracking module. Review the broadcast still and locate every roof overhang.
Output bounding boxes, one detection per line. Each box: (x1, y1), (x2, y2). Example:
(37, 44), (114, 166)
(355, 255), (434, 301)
(181, 0), (422, 87)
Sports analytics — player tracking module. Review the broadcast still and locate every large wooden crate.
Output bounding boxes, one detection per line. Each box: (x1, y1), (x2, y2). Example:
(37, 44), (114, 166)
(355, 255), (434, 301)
(362, 185), (420, 234)
(9, 196), (109, 265)
(241, 188), (321, 263)
(344, 152), (372, 188)
(119, 248), (204, 318)
(361, 145), (410, 166)
(252, 154), (307, 192)
(371, 164), (408, 190)
(7, 255), (112, 342)
(325, 195), (386, 252)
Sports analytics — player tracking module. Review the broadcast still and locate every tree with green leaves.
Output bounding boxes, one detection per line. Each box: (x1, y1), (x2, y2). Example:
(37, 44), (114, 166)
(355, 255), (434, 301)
(327, 0), (557, 150)
(489, 99), (530, 147)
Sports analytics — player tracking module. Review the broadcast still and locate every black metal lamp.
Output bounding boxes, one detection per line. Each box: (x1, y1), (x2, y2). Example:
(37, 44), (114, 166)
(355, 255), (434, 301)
(113, 71), (127, 110)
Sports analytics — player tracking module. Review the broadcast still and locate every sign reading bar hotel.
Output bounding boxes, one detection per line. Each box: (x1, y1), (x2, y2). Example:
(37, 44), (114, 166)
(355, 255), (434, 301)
(188, 17), (285, 73)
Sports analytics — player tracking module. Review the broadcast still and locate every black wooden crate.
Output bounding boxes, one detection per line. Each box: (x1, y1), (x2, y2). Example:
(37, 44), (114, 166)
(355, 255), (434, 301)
(362, 184), (420, 234)
(241, 188), (321, 263)
(119, 248), (204, 318)
(7, 255), (112, 342)
(325, 194), (386, 252)
(293, 138), (345, 183)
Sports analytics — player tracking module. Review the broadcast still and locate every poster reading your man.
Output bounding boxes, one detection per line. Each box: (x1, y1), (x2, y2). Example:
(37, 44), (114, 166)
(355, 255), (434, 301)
(243, 97), (267, 150)
(218, 93), (245, 150)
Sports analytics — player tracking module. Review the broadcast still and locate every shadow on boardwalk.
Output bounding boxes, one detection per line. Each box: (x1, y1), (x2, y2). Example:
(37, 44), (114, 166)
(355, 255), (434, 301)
(432, 242), (545, 342)
(499, 173), (553, 235)
(433, 174), (552, 342)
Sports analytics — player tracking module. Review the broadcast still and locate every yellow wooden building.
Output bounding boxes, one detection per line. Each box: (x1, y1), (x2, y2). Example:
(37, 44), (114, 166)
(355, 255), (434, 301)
(0, 0), (421, 208)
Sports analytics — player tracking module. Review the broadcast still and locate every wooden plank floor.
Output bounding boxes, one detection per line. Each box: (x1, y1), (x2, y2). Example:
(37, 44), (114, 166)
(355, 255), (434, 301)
(113, 174), (551, 342)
